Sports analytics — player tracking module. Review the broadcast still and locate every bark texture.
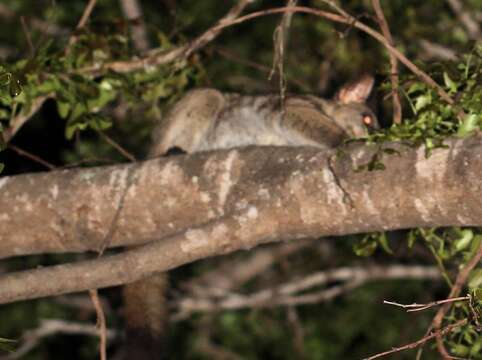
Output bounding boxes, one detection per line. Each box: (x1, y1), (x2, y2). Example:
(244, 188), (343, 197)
(0, 136), (481, 303)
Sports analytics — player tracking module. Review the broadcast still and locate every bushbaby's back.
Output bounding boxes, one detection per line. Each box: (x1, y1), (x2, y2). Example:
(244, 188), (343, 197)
(149, 74), (377, 157)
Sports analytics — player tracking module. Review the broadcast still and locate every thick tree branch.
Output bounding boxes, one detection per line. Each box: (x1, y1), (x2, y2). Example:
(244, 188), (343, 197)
(0, 137), (480, 259)
(1, 137), (482, 303)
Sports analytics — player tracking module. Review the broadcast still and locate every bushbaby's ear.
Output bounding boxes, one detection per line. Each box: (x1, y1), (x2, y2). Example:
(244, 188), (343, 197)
(334, 74), (374, 104)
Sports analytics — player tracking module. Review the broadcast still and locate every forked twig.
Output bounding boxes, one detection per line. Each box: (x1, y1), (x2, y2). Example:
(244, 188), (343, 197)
(431, 240), (482, 357)
(384, 295), (470, 312)
(363, 318), (468, 360)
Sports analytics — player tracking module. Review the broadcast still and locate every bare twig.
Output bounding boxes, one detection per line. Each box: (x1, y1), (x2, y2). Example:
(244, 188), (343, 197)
(3, 95), (51, 143)
(286, 306), (306, 357)
(97, 131), (137, 162)
(269, 0), (297, 110)
(76, 0), (97, 30)
(419, 39), (458, 61)
(19, 16), (34, 57)
(184, 240), (312, 298)
(66, 0), (97, 50)
(371, 0), (402, 124)
(0, 4), (68, 37)
(183, 0), (254, 59)
(89, 289), (107, 360)
(174, 265), (440, 319)
(55, 294), (113, 314)
(363, 318), (468, 360)
(384, 295), (470, 312)
(119, 0), (150, 52)
(207, 6), (456, 107)
(7, 144), (56, 170)
(445, 0), (481, 40)
(0, 319), (117, 360)
(431, 239), (482, 358)
(215, 46), (310, 91)
(80, 0), (254, 75)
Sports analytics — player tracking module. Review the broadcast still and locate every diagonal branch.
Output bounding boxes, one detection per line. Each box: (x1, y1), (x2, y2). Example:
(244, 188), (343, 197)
(3, 1), (255, 142)
(364, 318), (468, 360)
(2, 95), (51, 143)
(213, 6), (455, 106)
(80, 0), (254, 75)
(445, 0), (481, 40)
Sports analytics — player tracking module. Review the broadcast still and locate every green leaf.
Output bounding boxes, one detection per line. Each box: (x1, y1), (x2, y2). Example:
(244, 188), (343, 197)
(415, 94), (431, 111)
(88, 114), (112, 131)
(353, 237), (378, 257)
(36, 76), (60, 94)
(57, 101), (71, 119)
(454, 229), (473, 251)
(468, 269), (482, 290)
(0, 163), (4, 174)
(443, 72), (458, 93)
(70, 103), (88, 121)
(65, 119), (88, 140)
(377, 233), (393, 254)
(0, 72), (11, 86)
(86, 80), (117, 110)
(457, 113), (481, 137)
(407, 230), (417, 248)
(452, 344), (469, 356)
(406, 82), (426, 95)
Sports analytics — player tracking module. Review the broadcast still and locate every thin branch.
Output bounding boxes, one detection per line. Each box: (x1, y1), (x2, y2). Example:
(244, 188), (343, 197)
(7, 144), (56, 170)
(89, 289), (107, 360)
(0, 319), (117, 360)
(79, 0), (254, 75)
(19, 16), (34, 57)
(214, 46), (310, 91)
(269, 0), (297, 109)
(206, 6), (455, 107)
(76, 0), (97, 30)
(184, 240), (312, 298)
(371, 0), (402, 124)
(183, 0), (255, 59)
(66, 0), (97, 50)
(119, 0), (150, 52)
(384, 296), (470, 312)
(445, 0), (481, 40)
(363, 318), (468, 360)
(431, 239), (482, 358)
(3, 95), (50, 143)
(419, 39), (458, 61)
(97, 131), (137, 162)
(0, 4), (68, 37)
(174, 265), (440, 319)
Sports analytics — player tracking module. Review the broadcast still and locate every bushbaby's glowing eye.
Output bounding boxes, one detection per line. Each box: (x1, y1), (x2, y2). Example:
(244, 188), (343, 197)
(362, 115), (372, 126)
